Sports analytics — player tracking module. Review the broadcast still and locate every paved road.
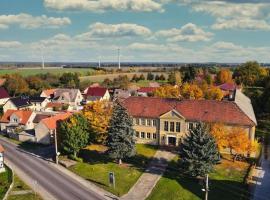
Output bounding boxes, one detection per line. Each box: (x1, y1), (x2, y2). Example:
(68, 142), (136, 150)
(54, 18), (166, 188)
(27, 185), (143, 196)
(0, 138), (105, 200)
(252, 138), (270, 200)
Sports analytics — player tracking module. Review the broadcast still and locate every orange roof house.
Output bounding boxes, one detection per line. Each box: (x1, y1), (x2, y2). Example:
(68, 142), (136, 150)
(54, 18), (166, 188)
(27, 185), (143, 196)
(41, 112), (72, 130)
(0, 110), (33, 125)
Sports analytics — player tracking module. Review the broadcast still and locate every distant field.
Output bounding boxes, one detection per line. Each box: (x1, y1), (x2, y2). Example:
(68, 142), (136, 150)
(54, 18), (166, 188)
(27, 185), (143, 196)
(80, 72), (168, 83)
(0, 68), (94, 77)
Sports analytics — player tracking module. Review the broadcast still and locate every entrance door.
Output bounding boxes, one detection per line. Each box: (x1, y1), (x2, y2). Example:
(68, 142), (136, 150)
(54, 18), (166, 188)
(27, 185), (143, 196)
(168, 137), (176, 146)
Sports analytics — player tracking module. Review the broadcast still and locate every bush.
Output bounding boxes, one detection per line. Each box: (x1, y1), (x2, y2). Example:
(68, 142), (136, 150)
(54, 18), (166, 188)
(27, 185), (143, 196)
(68, 154), (83, 162)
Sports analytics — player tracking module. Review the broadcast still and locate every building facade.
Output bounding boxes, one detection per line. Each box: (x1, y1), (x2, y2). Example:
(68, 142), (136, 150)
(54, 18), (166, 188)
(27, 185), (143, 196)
(122, 96), (257, 147)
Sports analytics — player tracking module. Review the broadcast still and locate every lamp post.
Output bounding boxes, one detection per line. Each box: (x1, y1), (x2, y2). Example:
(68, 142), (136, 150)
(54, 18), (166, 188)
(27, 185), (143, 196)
(51, 130), (59, 164)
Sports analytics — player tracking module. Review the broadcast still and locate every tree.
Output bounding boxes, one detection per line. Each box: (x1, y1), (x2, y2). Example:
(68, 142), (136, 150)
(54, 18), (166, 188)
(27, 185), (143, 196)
(233, 61), (266, 86)
(228, 127), (255, 161)
(179, 123), (220, 177)
(181, 83), (203, 99)
(139, 74), (145, 81)
(147, 72), (154, 81)
(59, 72), (80, 88)
(82, 101), (112, 144)
(159, 74), (166, 81)
(205, 86), (224, 100)
(168, 71), (182, 85)
(204, 74), (213, 85)
(4, 74), (29, 96)
(58, 114), (90, 158)
(216, 69), (233, 84)
(153, 85), (180, 98)
(210, 123), (229, 151)
(182, 66), (196, 82)
(132, 74), (139, 82)
(107, 102), (136, 164)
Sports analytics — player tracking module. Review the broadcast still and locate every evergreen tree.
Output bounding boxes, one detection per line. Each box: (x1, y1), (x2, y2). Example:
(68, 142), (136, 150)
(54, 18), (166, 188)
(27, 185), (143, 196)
(179, 123), (220, 177)
(107, 102), (136, 164)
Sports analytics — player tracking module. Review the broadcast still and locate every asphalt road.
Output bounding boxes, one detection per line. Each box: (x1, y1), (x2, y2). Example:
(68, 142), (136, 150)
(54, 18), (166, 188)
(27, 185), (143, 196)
(0, 138), (105, 200)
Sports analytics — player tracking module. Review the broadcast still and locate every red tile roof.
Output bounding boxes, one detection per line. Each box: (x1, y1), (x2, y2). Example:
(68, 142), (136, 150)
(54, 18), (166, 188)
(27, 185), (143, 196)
(41, 112), (72, 130)
(0, 145), (4, 153)
(86, 87), (107, 97)
(0, 110), (33, 125)
(42, 89), (56, 97)
(218, 83), (237, 91)
(122, 97), (255, 126)
(0, 87), (9, 99)
(137, 87), (158, 93)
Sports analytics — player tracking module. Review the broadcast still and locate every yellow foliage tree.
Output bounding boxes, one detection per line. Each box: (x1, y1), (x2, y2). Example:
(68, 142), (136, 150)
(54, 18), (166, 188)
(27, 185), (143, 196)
(228, 127), (255, 161)
(181, 82), (203, 99)
(216, 69), (233, 84)
(153, 85), (180, 98)
(210, 123), (229, 151)
(205, 86), (224, 101)
(82, 101), (112, 144)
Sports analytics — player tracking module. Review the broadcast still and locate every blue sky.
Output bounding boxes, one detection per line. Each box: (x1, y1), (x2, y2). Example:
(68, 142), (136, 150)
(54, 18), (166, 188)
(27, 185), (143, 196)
(0, 0), (270, 62)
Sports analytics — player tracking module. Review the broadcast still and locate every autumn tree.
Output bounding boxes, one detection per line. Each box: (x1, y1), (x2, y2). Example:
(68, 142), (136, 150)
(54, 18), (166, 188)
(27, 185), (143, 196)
(216, 69), (233, 84)
(153, 85), (180, 98)
(168, 71), (182, 85)
(181, 82), (203, 99)
(60, 72), (80, 88)
(228, 127), (255, 161)
(205, 86), (224, 100)
(147, 72), (154, 81)
(4, 74), (29, 96)
(107, 102), (136, 164)
(210, 123), (229, 151)
(82, 101), (112, 144)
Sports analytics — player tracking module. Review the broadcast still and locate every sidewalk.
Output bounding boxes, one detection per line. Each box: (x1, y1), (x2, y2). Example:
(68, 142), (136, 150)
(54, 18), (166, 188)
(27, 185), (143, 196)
(121, 150), (176, 200)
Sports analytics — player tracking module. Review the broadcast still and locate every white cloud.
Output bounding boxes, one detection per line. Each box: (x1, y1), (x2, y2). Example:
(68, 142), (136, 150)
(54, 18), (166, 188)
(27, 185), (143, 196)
(44, 0), (163, 12)
(76, 22), (152, 40)
(0, 41), (22, 48)
(0, 13), (71, 29)
(156, 23), (213, 42)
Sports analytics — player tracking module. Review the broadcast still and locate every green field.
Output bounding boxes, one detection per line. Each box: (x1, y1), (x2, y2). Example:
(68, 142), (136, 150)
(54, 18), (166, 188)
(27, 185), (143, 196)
(69, 144), (157, 196)
(0, 68), (94, 77)
(0, 166), (12, 199)
(147, 155), (250, 200)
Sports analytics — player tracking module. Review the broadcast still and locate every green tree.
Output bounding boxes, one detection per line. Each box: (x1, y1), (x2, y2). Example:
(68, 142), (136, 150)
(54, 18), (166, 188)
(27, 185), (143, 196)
(60, 72), (80, 88)
(107, 102), (136, 164)
(4, 74), (29, 96)
(147, 72), (154, 81)
(58, 114), (90, 158)
(139, 74), (145, 81)
(179, 123), (220, 177)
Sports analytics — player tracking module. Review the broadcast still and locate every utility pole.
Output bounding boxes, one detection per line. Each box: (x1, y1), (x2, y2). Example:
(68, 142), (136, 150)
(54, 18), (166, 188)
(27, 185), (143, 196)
(118, 48), (121, 69)
(205, 174), (209, 200)
(54, 130), (59, 165)
(98, 56), (101, 68)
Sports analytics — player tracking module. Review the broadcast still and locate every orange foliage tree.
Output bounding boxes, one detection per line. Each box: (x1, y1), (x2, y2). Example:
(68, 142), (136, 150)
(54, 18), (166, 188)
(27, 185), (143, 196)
(210, 123), (229, 151)
(153, 85), (180, 98)
(82, 101), (112, 144)
(205, 86), (224, 101)
(216, 69), (233, 84)
(228, 127), (255, 161)
(181, 82), (203, 99)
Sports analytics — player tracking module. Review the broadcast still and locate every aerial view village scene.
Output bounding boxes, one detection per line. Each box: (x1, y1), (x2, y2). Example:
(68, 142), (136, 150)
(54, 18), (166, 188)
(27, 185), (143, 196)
(0, 0), (270, 200)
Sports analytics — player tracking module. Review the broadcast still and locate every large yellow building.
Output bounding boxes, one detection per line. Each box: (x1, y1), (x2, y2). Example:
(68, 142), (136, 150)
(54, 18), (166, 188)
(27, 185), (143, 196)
(122, 93), (256, 147)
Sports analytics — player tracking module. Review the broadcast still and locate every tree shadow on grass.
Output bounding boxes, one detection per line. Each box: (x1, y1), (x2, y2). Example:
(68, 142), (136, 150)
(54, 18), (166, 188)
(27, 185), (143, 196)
(162, 159), (251, 200)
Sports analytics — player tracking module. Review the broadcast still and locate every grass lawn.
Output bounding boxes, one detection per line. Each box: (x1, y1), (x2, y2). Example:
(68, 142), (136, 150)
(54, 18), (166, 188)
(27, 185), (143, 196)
(0, 167), (12, 199)
(0, 68), (94, 77)
(69, 144), (157, 196)
(7, 174), (42, 200)
(147, 155), (250, 200)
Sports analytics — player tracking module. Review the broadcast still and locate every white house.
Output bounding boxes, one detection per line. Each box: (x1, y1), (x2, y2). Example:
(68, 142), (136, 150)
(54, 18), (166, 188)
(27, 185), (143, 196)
(84, 87), (110, 102)
(3, 97), (32, 113)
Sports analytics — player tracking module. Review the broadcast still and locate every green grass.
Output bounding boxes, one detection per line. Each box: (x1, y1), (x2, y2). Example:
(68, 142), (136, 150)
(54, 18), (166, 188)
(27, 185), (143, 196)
(0, 166), (12, 199)
(7, 174), (42, 200)
(147, 156), (250, 200)
(69, 144), (157, 196)
(0, 68), (94, 77)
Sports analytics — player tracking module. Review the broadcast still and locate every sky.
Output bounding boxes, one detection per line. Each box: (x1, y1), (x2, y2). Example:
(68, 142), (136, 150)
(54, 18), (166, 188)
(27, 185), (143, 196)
(1, 0), (270, 63)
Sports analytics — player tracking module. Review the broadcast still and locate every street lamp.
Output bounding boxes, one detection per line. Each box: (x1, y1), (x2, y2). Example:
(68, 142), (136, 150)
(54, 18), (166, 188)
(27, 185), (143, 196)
(51, 130), (60, 164)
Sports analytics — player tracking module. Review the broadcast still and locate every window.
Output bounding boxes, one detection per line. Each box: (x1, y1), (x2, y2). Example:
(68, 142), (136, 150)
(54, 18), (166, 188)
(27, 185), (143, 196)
(170, 122), (175, 132)
(164, 121), (169, 131)
(176, 122), (181, 132)
(147, 132), (151, 139)
(136, 118), (140, 125)
(141, 132), (145, 138)
(147, 119), (151, 126)
(188, 123), (194, 130)
(153, 119), (157, 127)
(153, 133), (157, 139)
(141, 118), (146, 126)
(136, 131), (140, 138)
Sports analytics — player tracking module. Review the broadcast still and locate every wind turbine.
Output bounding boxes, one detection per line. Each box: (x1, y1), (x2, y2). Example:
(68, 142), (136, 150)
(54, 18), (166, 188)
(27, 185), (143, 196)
(118, 48), (121, 69)
(40, 45), (45, 70)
